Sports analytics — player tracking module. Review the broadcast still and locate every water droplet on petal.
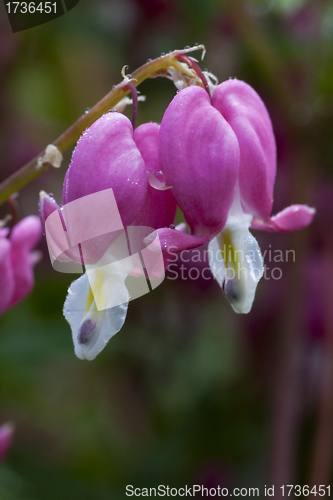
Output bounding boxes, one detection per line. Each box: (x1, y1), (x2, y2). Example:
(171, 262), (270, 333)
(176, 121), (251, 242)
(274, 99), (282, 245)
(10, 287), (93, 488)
(147, 171), (173, 191)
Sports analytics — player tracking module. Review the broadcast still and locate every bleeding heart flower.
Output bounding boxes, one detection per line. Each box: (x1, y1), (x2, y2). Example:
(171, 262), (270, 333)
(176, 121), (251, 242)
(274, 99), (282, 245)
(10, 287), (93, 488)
(0, 216), (41, 316)
(40, 115), (176, 360)
(155, 80), (315, 313)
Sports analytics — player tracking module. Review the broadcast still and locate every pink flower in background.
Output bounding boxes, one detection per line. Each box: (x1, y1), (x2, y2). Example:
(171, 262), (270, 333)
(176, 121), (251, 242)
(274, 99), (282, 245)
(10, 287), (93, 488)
(155, 80), (315, 312)
(0, 216), (41, 316)
(0, 423), (13, 463)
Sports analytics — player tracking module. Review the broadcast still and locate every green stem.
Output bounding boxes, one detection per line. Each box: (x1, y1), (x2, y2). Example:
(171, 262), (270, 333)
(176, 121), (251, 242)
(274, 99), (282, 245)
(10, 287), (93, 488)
(0, 46), (205, 207)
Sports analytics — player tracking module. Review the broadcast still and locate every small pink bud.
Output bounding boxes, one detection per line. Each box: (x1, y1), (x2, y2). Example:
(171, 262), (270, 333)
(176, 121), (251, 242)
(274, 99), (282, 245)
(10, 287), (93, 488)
(0, 423), (13, 463)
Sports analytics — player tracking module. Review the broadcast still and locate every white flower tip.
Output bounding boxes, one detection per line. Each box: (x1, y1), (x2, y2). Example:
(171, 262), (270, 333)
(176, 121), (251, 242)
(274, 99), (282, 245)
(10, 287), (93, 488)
(209, 224), (264, 314)
(223, 278), (254, 314)
(112, 95), (146, 113)
(74, 316), (102, 361)
(64, 273), (129, 361)
(175, 222), (187, 233)
(30, 250), (43, 266)
(77, 318), (96, 345)
(0, 422), (14, 435)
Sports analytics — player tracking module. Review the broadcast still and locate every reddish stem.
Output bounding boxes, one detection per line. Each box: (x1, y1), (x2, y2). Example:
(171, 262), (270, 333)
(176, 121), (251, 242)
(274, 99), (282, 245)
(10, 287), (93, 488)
(177, 54), (211, 99)
(124, 82), (138, 129)
(6, 196), (18, 228)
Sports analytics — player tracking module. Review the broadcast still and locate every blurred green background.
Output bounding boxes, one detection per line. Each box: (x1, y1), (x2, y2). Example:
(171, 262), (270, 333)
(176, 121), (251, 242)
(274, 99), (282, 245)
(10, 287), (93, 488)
(1, 0), (333, 498)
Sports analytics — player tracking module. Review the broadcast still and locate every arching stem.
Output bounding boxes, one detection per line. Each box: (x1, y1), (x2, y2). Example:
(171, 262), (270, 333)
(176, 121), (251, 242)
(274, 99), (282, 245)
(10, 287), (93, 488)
(0, 45), (206, 207)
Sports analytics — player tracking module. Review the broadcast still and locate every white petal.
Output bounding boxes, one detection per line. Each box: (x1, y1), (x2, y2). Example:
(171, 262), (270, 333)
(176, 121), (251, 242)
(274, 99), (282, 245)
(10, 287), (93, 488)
(208, 236), (226, 288)
(86, 255), (133, 311)
(209, 184), (264, 314)
(222, 226), (263, 314)
(63, 272), (129, 361)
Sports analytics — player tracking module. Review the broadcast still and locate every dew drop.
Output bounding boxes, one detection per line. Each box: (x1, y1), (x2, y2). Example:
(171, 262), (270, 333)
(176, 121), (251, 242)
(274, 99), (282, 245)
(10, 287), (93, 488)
(147, 171), (172, 190)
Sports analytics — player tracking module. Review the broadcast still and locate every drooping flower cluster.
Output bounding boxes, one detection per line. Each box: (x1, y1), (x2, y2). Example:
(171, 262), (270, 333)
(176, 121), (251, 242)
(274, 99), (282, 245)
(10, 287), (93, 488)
(154, 80), (315, 312)
(40, 73), (315, 360)
(0, 216), (41, 316)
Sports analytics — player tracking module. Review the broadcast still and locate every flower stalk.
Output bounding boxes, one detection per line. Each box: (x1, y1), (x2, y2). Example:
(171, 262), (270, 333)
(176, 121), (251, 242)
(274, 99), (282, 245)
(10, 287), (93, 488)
(0, 46), (205, 207)
(125, 82), (139, 129)
(177, 54), (211, 98)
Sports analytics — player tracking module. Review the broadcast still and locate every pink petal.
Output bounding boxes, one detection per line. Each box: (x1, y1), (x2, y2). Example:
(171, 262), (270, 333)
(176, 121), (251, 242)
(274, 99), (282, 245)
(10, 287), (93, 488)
(10, 215), (42, 251)
(0, 228), (10, 239)
(40, 192), (84, 267)
(251, 204), (316, 231)
(132, 185), (177, 231)
(213, 79), (276, 220)
(134, 122), (160, 173)
(145, 227), (210, 253)
(0, 238), (14, 315)
(63, 113), (148, 227)
(133, 122), (177, 230)
(159, 85), (239, 239)
(271, 204), (316, 231)
(9, 216), (42, 306)
(39, 191), (60, 234)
